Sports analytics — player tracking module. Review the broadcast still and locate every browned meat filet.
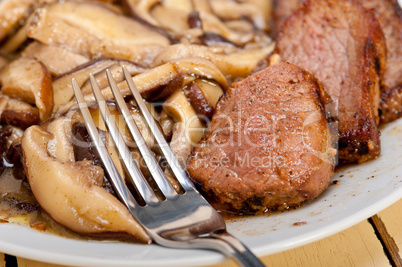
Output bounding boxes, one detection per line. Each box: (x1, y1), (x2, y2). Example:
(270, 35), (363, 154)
(187, 62), (336, 213)
(362, 0), (402, 91)
(272, 0), (402, 124)
(363, 0), (402, 123)
(272, 0), (386, 164)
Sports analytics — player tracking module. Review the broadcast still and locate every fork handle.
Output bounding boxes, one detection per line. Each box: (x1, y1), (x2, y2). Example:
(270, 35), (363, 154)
(192, 231), (265, 267)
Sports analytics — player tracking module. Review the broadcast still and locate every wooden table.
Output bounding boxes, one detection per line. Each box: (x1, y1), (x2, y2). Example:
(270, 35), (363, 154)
(1, 199), (401, 267)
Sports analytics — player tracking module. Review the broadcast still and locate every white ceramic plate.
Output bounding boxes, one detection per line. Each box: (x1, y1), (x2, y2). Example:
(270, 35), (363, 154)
(2, 0), (402, 263)
(0, 117), (401, 267)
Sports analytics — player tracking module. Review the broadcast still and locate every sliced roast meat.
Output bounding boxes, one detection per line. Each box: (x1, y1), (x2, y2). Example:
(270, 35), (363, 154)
(187, 62), (336, 213)
(363, 0), (402, 123)
(272, 0), (402, 124)
(272, 0), (304, 36)
(359, 0), (402, 91)
(272, 0), (386, 164)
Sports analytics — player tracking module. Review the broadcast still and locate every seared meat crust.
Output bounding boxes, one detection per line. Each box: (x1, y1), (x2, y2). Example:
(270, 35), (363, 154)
(273, 0), (386, 164)
(187, 62), (336, 213)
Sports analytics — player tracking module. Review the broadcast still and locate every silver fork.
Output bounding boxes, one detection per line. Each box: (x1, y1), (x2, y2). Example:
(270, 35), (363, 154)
(71, 66), (265, 267)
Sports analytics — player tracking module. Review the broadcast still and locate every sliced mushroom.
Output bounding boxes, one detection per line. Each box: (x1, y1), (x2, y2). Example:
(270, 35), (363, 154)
(71, 122), (115, 195)
(199, 11), (254, 45)
(185, 78), (224, 120)
(80, 61), (147, 96)
(45, 117), (74, 163)
(101, 57), (228, 99)
(185, 81), (214, 120)
(134, 1), (196, 35)
(0, 56), (9, 71)
(159, 109), (174, 141)
(70, 101), (154, 150)
(163, 89), (205, 166)
(0, 57), (53, 121)
(1, 25), (28, 54)
(164, 89), (205, 143)
(194, 78), (223, 108)
(68, 101), (155, 183)
(122, 0), (272, 47)
(0, 13), (34, 54)
(169, 122), (192, 167)
(0, 125), (12, 175)
(153, 44), (274, 79)
(22, 42), (89, 76)
(21, 122), (151, 243)
(55, 58), (228, 115)
(5, 126), (24, 149)
(122, 0), (177, 42)
(0, 0), (28, 41)
(88, 0), (122, 4)
(143, 75), (188, 101)
(52, 58), (144, 109)
(209, 1), (267, 31)
(195, 1), (272, 47)
(86, 1), (124, 13)
(151, 4), (190, 34)
(243, 0), (273, 29)
(200, 32), (239, 48)
(224, 20), (254, 34)
(53, 59), (120, 108)
(27, 1), (170, 65)
(0, 94), (40, 129)
(124, 0), (162, 28)
(0, 0), (55, 42)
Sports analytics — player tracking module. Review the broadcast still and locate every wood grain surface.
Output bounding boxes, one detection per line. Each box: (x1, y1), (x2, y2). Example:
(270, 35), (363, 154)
(378, 199), (402, 249)
(212, 220), (390, 267)
(369, 215), (401, 267)
(1, 253), (5, 267)
(376, 199), (402, 267)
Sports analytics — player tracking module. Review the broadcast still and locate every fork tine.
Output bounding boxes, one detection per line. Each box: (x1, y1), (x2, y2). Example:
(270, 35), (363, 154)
(71, 78), (143, 208)
(105, 69), (177, 199)
(73, 73), (265, 267)
(122, 66), (195, 192)
(87, 74), (159, 205)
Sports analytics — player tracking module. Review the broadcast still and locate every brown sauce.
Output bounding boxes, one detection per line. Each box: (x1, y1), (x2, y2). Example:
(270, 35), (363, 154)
(0, 161), (332, 242)
(0, 167), (133, 242)
(0, 164), (295, 242)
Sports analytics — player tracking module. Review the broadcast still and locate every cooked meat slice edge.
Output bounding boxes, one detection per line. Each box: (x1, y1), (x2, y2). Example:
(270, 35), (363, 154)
(272, 0), (386, 164)
(272, 0), (402, 124)
(187, 62), (336, 213)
